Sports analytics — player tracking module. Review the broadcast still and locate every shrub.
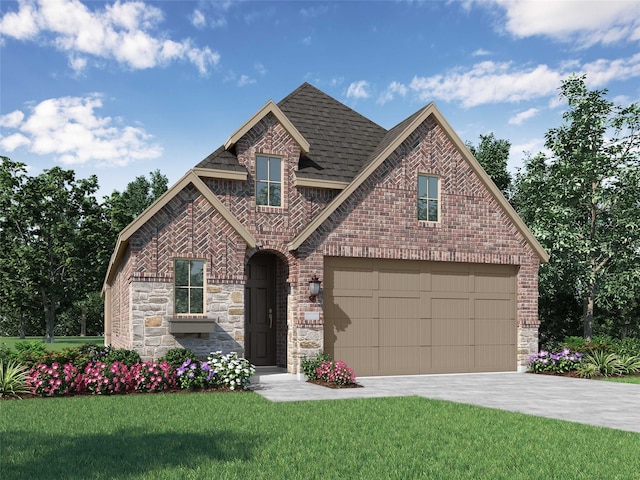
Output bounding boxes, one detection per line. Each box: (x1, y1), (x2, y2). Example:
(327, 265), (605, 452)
(616, 338), (640, 357)
(82, 361), (132, 395)
(578, 351), (640, 378)
(176, 358), (215, 390)
(563, 336), (615, 354)
(13, 341), (48, 366)
(528, 349), (583, 374)
(0, 360), (30, 398)
(302, 351), (333, 380)
(206, 351), (255, 390)
(160, 348), (197, 369)
(0, 345), (13, 365)
(130, 361), (175, 392)
(28, 362), (83, 396)
(315, 359), (356, 386)
(105, 348), (141, 366)
(78, 343), (112, 363)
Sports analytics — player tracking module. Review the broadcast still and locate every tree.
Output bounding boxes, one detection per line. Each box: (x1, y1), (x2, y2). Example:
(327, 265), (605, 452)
(0, 158), (106, 342)
(513, 75), (640, 341)
(104, 170), (168, 234)
(466, 133), (512, 196)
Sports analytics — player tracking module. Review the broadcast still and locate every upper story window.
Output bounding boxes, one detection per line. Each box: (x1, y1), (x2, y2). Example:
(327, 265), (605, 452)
(418, 175), (439, 222)
(174, 259), (204, 315)
(256, 155), (282, 206)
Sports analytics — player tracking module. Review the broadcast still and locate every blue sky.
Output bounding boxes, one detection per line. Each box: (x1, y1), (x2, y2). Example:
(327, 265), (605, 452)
(1, 0), (639, 199)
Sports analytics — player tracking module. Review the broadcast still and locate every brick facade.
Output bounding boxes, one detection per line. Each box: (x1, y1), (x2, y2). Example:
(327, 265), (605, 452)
(105, 104), (541, 373)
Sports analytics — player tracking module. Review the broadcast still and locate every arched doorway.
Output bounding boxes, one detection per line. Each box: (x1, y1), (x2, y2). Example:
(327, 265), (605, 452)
(245, 252), (287, 366)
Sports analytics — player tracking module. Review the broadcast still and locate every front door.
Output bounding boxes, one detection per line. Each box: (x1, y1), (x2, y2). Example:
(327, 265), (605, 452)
(245, 254), (277, 365)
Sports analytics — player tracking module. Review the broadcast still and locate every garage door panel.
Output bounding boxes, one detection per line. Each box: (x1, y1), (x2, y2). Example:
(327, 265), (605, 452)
(432, 297), (469, 319)
(333, 347), (378, 377)
(431, 273), (470, 293)
(475, 345), (515, 372)
(327, 266), (374, 291)
(379, 264), (421, 292)
(379, 347), (422, 375)
(431, 346), (472, 373)
(475, 319), (516, 345)
(327, 295), (374, 320)
(432, 319), (473, 346)
(331, 317), (378, 348)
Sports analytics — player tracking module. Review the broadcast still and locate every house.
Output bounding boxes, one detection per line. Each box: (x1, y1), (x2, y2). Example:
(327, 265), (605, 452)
(102, 83), (548, 376)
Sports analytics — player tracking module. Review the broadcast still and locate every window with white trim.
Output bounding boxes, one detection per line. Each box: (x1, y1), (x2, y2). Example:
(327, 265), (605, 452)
(256, 155), (282, 206)
(174, 259), (204, 314)
(418, 175), (439, 222)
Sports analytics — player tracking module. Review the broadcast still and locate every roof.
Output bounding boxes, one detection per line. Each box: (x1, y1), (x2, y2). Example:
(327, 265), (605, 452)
(195, 83), (387, 184)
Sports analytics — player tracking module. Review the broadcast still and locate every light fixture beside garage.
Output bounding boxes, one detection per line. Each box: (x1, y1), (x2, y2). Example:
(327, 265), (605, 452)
(309, 275), (322, 301)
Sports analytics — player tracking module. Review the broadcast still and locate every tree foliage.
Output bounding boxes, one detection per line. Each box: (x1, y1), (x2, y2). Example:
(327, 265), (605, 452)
(513, 75), (640, 341)
(0, 158), (168, 340)
(466, 133), (512, 196)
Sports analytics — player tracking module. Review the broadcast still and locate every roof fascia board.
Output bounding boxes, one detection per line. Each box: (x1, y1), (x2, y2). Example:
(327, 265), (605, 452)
(104, 170), (257, 287)
(293, 175), (348, 190)
(192, 167), (247, 181)
(223, 100), (310, 154)
(288, 103), (549, 263)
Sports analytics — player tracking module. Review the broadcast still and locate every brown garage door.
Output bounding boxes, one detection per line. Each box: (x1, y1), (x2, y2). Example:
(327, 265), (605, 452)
(324, 257), (517, 376)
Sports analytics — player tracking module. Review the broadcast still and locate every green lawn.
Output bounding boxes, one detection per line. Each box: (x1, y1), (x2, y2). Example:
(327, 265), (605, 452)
(0, 336), (104, 351)
(1, 393), (638, 480)
(602, 375), (640, 384)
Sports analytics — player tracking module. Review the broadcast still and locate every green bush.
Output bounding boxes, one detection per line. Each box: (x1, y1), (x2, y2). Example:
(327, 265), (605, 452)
(0, 360), (30, 398)
(12, 341), (48, 366)
(0, 345), (13, 364)
(105, 348), (141, 366)
(563, 336), (615, 354)
(616, 338), (640, 357)
(301, 351), (333, 380)
(160, 348), (197, 369)
(77, 343), (112, 363)
(576, 351), (640, 378)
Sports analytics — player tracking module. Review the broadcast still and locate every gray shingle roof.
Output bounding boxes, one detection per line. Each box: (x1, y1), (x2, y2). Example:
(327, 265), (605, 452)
(195, 82), (404, 184)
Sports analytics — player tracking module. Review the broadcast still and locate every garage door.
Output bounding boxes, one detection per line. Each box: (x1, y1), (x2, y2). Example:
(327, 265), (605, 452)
(324, 257), (517, 376)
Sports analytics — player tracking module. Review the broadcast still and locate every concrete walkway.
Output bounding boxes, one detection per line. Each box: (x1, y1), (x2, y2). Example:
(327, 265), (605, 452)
(250, 370), (640, 433)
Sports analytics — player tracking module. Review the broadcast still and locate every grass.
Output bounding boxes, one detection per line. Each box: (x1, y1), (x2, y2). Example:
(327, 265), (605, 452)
(0, 336), (104, 351)
(1, 393), (639, 480)
(601, 375), (640, 384)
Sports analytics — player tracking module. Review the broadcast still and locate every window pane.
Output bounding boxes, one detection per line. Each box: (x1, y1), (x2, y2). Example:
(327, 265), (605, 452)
(270, 184), (281, 206)
(418, 198), (427, 221)
(190, 288), (204, 314)
(428, 199), (438, 222)
(175, 260), (189, 286)
(269, 158), (281, 182)
(418, 175), (427, 198)
(428, 176), (439, 199)
(256, 182), (269, 205)
(190, 261), (203, 287)
(256, 156), (268, 181)
(175, 288), (189, 314)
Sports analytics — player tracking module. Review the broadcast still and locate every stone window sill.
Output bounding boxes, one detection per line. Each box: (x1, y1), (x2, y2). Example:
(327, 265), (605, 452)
(169, 318), (215, 334)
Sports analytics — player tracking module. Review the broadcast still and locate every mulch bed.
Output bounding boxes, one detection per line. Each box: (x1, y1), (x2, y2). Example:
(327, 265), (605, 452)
(306, 379), (363, 389)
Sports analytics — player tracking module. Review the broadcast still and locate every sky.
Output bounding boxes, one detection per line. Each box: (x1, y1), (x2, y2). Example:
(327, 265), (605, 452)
(1, 0), (640, 200)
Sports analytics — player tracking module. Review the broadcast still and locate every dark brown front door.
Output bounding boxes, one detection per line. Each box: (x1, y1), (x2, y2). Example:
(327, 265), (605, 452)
(245, 254), (277, 366)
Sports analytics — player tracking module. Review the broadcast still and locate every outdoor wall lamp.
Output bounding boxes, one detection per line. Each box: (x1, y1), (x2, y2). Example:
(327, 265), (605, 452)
(309, 275), (322, 302)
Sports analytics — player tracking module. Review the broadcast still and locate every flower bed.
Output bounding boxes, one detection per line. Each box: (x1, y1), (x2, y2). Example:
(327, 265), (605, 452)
(18, 349), (256, 398)
(301, 352), (360, 388)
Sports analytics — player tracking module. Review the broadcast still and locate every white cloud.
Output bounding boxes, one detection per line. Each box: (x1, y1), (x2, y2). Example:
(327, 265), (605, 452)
(238, 75), (256, 87)
(487, 0), (640, 47)
(377, 81), (408, 105)
(0, 110), (25, 128)
(302, 36), (311, 46)
(346, 80), (370, 100)
(0, 0), (220, 74)
(255, 62), (267, 76)
(191, 9), (205, 28)
(472, 48), (491, 57)
(408, 53), (640, 107)
(2, 95), (162, 167)
(1, 133), (31, 151)
(508, 107), (540, 125)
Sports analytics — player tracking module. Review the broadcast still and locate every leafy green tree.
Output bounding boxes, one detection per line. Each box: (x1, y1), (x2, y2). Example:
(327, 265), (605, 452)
(513, 75), (640, 341)
(0, 158), (106, 342)
(466, 133), (512, 196)
(104, 170), (168, 234)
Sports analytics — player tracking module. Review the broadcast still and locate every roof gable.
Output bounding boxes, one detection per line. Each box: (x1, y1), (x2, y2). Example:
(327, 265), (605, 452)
(103, 170), (257, 286)
(223, 100), (310, 154)
(288, 102), (549, 263)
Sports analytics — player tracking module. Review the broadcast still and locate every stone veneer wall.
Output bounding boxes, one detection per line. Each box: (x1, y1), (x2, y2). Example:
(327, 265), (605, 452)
(131, 281), (245, 361)
(517, 325), (539, 372)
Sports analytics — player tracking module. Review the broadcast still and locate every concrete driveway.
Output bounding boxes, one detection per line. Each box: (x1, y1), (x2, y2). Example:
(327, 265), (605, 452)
(251, 371), (640, 433)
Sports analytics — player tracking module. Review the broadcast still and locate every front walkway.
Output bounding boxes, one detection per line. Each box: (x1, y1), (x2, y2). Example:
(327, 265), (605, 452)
(250, 371), (640, 433)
